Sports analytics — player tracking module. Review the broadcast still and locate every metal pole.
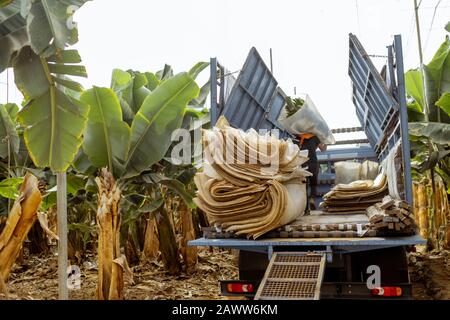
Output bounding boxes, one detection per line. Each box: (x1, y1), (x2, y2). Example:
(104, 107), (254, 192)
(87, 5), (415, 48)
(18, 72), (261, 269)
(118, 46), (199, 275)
(413, 0), (430, 121)
(6, 68), (9, 103)
(57, 172), (68, 300)
(394, 35), (414, 206)
(210, 57), (218, 127)
(269, 48), (273, 74)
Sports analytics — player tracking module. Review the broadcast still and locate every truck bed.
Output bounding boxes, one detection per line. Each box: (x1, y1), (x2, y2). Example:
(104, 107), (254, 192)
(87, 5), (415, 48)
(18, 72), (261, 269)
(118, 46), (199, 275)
(189, 234), (425, 249)
(190, 211), (425, 254)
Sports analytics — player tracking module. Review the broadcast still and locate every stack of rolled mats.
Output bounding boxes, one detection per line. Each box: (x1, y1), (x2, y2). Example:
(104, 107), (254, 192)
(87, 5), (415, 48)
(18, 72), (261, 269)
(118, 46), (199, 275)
(194, 118), (311, 239)
(320, 170), (388, 214)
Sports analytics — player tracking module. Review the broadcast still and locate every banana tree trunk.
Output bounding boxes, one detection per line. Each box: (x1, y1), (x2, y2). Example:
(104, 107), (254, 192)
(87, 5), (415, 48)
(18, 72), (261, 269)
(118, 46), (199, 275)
(96, 169), (124, 300)
(0, 174), (42, 296)
(142, 216), (159, 261)
(416, 182), (429, 241)
(179, 201), (197, 272)
(155, 206), (181, 274)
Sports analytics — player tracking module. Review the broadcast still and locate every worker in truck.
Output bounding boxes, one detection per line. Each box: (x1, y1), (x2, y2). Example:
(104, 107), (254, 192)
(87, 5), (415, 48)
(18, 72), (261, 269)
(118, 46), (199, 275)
(298, 133), (327, 211)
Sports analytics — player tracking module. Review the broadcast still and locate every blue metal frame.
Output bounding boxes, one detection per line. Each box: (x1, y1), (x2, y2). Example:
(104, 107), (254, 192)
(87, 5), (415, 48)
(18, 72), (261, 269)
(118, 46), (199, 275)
(190, 235), (426, 252)
(211, 47), (291, 139)
(210, 57), (219, 126)
(190, 235), (425, 247)
(394, 35), (413, 205)
(348, 34), (413, 205)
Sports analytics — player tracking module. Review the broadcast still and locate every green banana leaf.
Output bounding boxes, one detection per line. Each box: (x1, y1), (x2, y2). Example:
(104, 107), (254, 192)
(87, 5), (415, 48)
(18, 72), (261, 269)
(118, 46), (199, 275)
(156, 64), (173, 81)
(110, 69), (131, 91)
(0, 0), (14, 7)
(80, 86), (131, 176)
(72, 149), (95, 175)
(189, 81), (210, 109)
(405, 69), (424, 110)
(0, 103), (20, 159)
(66, 173), (86, 196)
(189, 62), (209, 79)
(423, 36), (450, 123)
(0, 1), (29, 72)
(409, 122), (450, 145)
(25, 0), (91, 57)
(138, 197), (164, 213)
(110, 69), (135, 123)
(144, 72), (159, 91)
(132, 72), (152, 111)
(407, 101), (425, 122)
(142, 173), (196, 208)
(436, 92), (450, 117)
(0, 0), (90, 71)
(14, 46), (89, 172)
(160, 178), (196, 208)
(3, 103), (19, 121)
(111, 69), (151, 114)
(123, 72), (199, 178)
(0, 177), (23, 199)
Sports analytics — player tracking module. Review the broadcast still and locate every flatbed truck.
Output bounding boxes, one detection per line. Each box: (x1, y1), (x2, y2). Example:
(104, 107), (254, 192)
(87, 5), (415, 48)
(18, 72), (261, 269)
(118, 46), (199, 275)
(189, 34), (426, 299)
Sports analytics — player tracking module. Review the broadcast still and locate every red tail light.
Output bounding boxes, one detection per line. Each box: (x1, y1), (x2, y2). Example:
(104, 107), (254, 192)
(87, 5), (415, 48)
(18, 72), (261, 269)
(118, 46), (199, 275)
(226, 283), (254, 293)
(371, 287), (403, 297)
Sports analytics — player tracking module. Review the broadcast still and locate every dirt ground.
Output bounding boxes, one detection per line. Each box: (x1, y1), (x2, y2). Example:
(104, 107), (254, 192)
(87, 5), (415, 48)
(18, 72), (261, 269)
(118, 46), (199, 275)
(2, 248), (239, 300)
(408, 249), (450, 300)
(1, 247), (450, 300)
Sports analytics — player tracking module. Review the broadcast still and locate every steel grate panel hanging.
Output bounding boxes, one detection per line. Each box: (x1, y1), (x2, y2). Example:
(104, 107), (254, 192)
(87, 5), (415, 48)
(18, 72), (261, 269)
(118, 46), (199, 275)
(255, 253), (326, 300)
(220, 47), (291, 139)
(348, 33), (400, 158)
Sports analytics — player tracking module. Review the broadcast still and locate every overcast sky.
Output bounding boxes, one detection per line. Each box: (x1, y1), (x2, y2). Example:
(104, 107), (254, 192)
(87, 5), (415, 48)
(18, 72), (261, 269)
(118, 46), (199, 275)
(1, 0), (450, 129)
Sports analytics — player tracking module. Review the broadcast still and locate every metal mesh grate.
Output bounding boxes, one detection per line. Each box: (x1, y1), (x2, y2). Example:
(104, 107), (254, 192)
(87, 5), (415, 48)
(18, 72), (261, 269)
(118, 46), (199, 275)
(255, 253), (326, 300)
(269, 264), (320, 279)
(260, 281), (316, 299)
(275, 255), (322, 263)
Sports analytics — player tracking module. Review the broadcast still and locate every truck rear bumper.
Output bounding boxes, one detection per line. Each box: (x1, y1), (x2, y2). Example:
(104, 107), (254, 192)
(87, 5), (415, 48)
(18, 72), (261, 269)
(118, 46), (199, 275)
(219, 281), (413, 300)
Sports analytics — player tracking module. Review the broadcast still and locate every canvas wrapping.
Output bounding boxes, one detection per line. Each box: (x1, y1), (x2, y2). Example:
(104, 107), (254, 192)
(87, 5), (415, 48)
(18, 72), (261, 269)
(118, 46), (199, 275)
(382, 140), (404, 200)
(335, 160), (379, 184)
(279, 95), (335, 145)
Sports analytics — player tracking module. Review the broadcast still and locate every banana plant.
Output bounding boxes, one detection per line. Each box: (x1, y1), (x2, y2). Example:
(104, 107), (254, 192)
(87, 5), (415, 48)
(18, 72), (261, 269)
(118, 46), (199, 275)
(78, 70), (200, 274)
(405, 22), (450, 235)
(405, 35), (450, 124)
(1, 0), (92, 172)
(76, 61), (210, 273)
(1, 0), (92, 300)
(405, 30), (450, 143)
(110, 62), (210, 126)
(81, 72), (199, 179)
(14, 46), (89, 172)
(0, 0), (91, 71)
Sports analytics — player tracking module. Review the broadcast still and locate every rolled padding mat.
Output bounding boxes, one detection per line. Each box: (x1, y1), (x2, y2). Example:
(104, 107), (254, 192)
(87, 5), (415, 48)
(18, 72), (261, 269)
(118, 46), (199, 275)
(320, 170), (388, 214)
(194, 118), (311, 239)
